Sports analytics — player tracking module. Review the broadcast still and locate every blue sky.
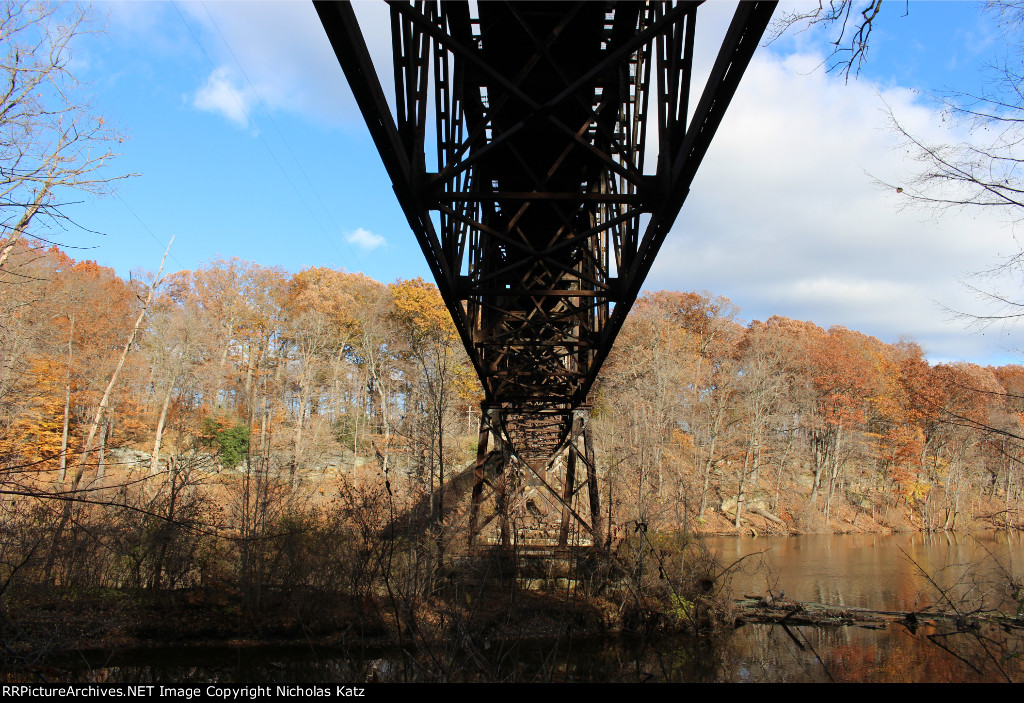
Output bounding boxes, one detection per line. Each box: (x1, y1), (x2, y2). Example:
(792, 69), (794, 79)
(38, 1), (1024, 365)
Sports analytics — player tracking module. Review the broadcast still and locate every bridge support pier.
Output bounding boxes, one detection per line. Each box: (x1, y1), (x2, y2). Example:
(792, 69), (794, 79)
(584, 419), (603, 550)
(557, 436), (577, 548)
(556, 412), (602, 549)
(557, 412), (603, 550)
(468, 406), (512, 550)
(468, 409), (490, 547)
(469, 406), (605, 551)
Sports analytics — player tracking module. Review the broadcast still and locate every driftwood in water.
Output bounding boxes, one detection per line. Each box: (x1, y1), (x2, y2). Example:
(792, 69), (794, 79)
(735, 597), (1024, 632)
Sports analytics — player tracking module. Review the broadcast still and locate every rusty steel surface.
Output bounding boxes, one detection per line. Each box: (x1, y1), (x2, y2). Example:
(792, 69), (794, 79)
(316, 0), (776, 546)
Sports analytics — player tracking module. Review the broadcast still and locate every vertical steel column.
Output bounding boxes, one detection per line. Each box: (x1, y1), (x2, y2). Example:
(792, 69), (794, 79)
(583, 418), (603, 549)
(468, 406), (491, 548)
(497, 439), (511, 550)
(558, 443), (578, 548)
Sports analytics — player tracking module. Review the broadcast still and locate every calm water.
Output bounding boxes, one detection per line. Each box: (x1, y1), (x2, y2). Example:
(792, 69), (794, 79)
(53, 532), (1024, 682)
(702, 531), (1024, 682)
(703, 531), (1024, 612)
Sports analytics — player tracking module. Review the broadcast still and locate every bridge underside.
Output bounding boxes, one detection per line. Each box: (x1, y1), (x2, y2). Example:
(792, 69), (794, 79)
(317, 0), (775, 547)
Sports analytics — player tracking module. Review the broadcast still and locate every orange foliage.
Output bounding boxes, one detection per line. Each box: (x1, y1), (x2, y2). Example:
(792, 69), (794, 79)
(639, 290), (741, 357)
(0, 355), (65, 466)
(287, 267), (363, 331)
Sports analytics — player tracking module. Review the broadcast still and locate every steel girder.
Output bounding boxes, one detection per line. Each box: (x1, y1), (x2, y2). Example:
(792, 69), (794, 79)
(316, 0), (776, 544)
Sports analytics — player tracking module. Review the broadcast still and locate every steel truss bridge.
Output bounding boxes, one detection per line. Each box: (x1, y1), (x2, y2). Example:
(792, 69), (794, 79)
(316, 0), (776, 550)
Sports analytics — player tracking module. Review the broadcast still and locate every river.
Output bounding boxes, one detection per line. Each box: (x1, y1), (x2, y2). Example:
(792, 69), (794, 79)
(702, 530), (1024, 682)
(57, 531), (1024, 682)
(703, 531), (1024, 612)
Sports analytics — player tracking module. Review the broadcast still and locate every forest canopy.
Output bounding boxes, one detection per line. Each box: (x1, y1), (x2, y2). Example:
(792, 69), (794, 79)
(1, 238), (1021, 539)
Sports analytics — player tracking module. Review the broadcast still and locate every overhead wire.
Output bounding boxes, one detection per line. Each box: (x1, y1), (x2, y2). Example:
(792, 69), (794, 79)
(115, 192), (185, 273)
(172, 1), (365, 273)
(198, 1), (367, 272)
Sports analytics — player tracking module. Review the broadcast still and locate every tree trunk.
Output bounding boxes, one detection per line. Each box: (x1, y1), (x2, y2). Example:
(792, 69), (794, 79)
(810, 430), (827, 504)
(0, 183), (49, 272)
(46, 239), (172, 583)
(150, 380), (174, 475)
(59, 315), (74, 483)
(824, 423), (843, 524)
(376, 381), (390, 476)
(244, 341), (260, 405)
(735, 441), (753, 529)
(292, 390), (307, 488)
(96, 418), (106, 483)
(773, 429), (794, 513)
(152, 456), (178, 591)
(214, 321), (234, 409)
(698, 405), (725, 517)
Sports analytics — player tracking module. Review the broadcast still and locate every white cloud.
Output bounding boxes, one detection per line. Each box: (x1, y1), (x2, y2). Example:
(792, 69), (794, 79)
(645, 48), (1024, 365)
(192, 66), (254, 128)
(140, 1), (1024, 365)
(345, 227), (386, 251)
(178, 2), (375, 128)
(101, 1), (391, 128)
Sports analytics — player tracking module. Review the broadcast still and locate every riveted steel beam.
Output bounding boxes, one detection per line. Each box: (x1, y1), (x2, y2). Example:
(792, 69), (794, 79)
(317, 0), (776, 546)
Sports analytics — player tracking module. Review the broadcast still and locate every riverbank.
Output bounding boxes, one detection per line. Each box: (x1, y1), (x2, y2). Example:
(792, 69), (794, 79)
(689, 482), (1018, 537)
(3, 584), (600, 655)
(6, 530), (1023, 682)
(3, 529), (747, 682)
(1, 577), (698, 680)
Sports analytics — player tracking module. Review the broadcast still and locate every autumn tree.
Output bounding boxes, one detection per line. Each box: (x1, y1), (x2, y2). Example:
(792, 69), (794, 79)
(0, 250), (139, 483)
(348, 277), (397, 477)
(390, 277), (476, 542)
(596, 294), (694, 529)
(731, 324), (790, 528)
(52, 260), (138, 480)
(143, 291), (216, 475)
(596, 291), (742, 528)
(0, 355), (64, 468)
(809, 328), (883, 522)
(282, 267), (362, 485)
(928, 363), (1005, 529)
(643, 292), (743, 521)
(0, 240), (58, 455)
(992, 365), (1024, 526)
(870, 342), (942, 504)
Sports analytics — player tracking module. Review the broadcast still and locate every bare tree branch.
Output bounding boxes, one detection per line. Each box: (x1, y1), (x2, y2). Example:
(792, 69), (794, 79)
(0, 2), (135, 269)
(767, 0), (891, 81)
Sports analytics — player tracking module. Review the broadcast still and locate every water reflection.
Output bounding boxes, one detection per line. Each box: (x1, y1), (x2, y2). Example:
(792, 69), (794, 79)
(727, 621), (1013, 683)
(704, 531), (1024, 613)
(49, 532), (1024, 683)
(61, 622), (1020, 683)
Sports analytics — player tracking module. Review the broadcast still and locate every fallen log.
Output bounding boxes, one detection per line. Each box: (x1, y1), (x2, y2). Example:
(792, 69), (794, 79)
(747, 505), (786, 525)
(734, 598), (1024, 632)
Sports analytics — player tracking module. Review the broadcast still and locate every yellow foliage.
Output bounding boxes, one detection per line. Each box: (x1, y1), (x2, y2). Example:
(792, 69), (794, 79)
(905, 478), (931, 503)
(288, 267), (363, 332)
(390, 277), (457, 343)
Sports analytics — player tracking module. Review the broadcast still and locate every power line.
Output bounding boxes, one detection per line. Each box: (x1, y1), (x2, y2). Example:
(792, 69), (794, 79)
(172, 1), (364, 273)
(114, 192), (185, 272)
(198, 1), (367, 272)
